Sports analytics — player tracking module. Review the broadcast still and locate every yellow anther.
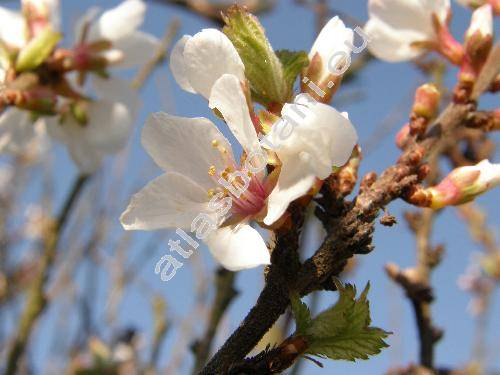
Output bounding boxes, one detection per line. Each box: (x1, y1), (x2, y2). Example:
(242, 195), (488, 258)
(211, 139), (219, 147)
(207, 189), (216, 198)
(208, 165), (216, 176)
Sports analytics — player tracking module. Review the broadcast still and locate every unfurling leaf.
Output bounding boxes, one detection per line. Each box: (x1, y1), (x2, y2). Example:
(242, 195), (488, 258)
(16, 27), (62, 72)
(294, 280), (390, 362)
(290, 293), (312, 335)
(222, 5), (288, 106)
(276, 50), (309, 96)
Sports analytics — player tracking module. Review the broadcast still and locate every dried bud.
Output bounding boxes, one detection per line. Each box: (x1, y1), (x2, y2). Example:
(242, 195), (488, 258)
(412, 84), (441, 120)
(428, 160), (500, 209)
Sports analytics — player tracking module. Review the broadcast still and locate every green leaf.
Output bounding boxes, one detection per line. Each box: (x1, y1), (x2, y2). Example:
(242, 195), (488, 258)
(16, 27), (62, 72)
(276, 50), (309, 96)
(222, 6), (288, 106)
(290, 293), (312, 335)
(304, 280), (390, 362)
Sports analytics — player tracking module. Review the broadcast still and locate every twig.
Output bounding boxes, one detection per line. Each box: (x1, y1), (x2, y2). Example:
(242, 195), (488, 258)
(5, 174), (89, 374)
(131, 19), (181, 90)
(151, 0), (275, 25)
(191, 268), (238, 373)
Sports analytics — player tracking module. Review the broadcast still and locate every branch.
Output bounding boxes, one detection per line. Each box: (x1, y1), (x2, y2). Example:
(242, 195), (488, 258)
(131, 19), (180, 90)
(151, 0), (275, 25)
(191, 268), (238, 373)
(6, 174), (89, 374)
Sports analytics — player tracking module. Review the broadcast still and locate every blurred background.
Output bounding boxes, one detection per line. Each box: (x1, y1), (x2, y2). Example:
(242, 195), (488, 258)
(0, 0), (499, 374)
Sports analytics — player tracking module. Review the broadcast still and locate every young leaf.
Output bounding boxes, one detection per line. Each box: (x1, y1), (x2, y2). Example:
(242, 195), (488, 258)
(16, 27), (62, 72)
(304, 280), (390, 362)
(290, 293), (312, 335)
(276, 50), (309, 97)
(222, 6), (288, 106)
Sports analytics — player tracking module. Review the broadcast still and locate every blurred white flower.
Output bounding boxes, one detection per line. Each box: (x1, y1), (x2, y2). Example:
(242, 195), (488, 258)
(364, 0), (454, 62)
(44, 78), (140, 173)
(74, 0), (159, 70)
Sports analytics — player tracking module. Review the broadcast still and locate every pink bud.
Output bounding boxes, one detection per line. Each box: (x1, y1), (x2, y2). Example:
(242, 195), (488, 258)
(429, 160), (500, 209)
(412, 84), (441, 120)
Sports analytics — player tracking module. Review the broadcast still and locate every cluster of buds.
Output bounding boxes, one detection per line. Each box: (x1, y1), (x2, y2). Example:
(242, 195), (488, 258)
(406, 160), (500, 209)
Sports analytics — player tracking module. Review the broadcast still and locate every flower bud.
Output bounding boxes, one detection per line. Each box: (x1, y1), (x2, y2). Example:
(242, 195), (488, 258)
(428, 160), (500, 209)
(412, 84), (441, 120)
(465, 5), (494, 63)
(395, 123), (411, 149)
(22, 0), (59, 39)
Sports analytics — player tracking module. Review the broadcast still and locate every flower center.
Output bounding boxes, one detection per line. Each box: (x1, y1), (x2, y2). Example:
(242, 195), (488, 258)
(207, 139), (267, 218)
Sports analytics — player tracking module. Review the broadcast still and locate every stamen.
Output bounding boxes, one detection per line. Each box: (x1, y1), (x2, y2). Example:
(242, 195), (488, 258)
(208, 165), (216, 176)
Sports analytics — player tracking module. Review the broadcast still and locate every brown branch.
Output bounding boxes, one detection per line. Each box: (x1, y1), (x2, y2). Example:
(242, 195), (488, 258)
(151, 0), (275, 25)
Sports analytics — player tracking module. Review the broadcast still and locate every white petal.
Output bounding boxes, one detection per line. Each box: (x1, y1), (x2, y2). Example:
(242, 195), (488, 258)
(46, 115), (105, 173)
(0, 7), (26, 48)
(46, 101), (133, 172)
(309, 16), (354, 65)
(121, 172), (209, 230)
(263, 154), (316, 225)
(205, 224), (270, 271)
(81, 100), (133, 153)
(209, 74), (260, 154)
(108, 30), (160, 69)
(92, 76), (141, 115)
(88, 0), (146, 42)
(270, 101), (357, 178)
(0, 108), (35, 154)
(365, 18), (428, 62)
(183, 29), (245, 99)
(142, 112), (234, 189)
(365, 0), (450, 62)
(169, 35), (196, 93)
(467, 4), (493, 39)
(368, 0), (449, 35)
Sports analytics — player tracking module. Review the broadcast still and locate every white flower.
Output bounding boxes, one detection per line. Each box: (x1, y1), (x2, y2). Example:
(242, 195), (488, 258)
(364, 0), (451, 62)
(308, 16), (354, 81)
(466, 4), (493, 40)
(263, 99), (357, 225)
(75, 0), (159, 69)
(44, 78), (140, 173)
(170, 28), (245, 100)
(121, 74), (271, 271)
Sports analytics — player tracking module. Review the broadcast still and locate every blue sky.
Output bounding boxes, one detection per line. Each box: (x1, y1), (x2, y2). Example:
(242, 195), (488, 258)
(5, 0), (499, 373)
